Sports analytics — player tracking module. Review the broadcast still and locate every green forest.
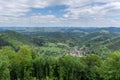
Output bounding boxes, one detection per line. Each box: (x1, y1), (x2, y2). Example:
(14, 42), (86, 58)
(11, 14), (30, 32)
(0, 27), (120, 80)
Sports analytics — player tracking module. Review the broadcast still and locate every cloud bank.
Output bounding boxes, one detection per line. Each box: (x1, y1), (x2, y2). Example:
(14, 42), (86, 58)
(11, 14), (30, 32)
(0, 0), (120, 27)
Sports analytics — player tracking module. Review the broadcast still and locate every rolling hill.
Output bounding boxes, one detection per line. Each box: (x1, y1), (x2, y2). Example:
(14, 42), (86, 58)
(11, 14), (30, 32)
(0, 28), (119, 54)
(0, 30), (35, 49)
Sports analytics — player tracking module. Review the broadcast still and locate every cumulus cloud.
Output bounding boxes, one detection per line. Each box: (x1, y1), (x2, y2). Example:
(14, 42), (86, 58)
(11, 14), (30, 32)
(0, 0), (120, 27)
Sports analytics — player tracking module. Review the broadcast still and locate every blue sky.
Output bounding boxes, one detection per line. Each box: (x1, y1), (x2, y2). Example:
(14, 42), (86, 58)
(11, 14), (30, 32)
(0, 0), (120, 27)
(28, 5), (68, 17)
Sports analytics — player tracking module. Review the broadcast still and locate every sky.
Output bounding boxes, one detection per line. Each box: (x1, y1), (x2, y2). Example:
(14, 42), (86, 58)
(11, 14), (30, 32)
(0, 0), (120, 27)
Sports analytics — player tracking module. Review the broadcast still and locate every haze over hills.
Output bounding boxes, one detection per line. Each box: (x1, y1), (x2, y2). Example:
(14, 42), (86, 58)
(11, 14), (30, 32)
(0, 27), (120, 33)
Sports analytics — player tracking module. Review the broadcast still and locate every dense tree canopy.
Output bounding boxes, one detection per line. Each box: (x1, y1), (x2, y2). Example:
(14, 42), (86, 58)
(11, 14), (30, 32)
(0, 45), (120, 80)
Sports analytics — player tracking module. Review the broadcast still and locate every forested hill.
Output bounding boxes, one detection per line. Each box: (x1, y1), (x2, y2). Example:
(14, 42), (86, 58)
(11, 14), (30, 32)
(0, 30), (35, 49)
(0, 27), (119, 55)
(105, 37), (120, 50)
(0, 27), (120, 80)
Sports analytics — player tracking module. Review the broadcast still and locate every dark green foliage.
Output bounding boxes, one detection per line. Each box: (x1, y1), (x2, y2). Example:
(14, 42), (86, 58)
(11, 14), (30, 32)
(0, 30), (34, 49)
(0, 38), (11, 47)
(106, 37), (120, 51)
(33, 37), (45, 46)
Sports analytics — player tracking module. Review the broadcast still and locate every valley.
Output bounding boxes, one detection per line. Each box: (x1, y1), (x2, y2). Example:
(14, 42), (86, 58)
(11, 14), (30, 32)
(0, 27), (120, 80)
(0, 27), (119, 56)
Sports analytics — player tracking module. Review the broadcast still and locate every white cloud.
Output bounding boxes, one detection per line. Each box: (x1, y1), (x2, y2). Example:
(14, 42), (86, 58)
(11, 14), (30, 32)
(65, 1), (120, 17)
(0, 0), (120, 27)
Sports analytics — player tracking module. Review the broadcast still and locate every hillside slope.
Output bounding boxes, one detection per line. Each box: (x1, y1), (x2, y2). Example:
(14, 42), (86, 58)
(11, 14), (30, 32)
(0, 30), (35, 48)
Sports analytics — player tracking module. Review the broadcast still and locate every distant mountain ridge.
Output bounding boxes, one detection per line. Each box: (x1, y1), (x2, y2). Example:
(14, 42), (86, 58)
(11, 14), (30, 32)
(0, 27), (120, 33)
